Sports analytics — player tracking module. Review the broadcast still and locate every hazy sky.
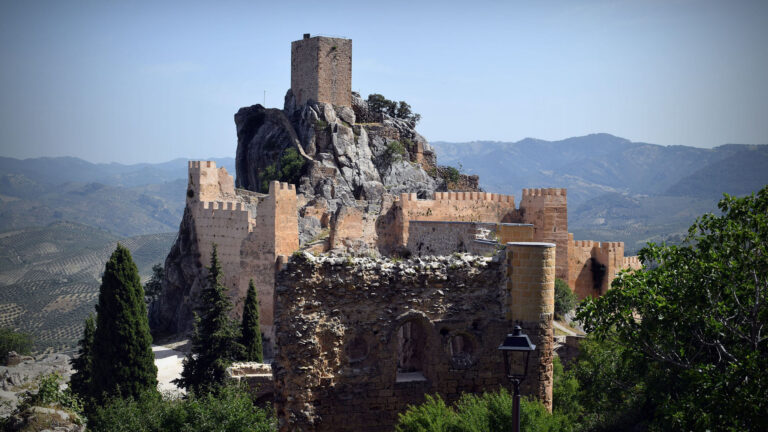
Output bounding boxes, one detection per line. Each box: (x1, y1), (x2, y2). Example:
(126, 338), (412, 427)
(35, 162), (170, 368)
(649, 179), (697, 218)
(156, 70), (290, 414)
(1, 0), (767, 164)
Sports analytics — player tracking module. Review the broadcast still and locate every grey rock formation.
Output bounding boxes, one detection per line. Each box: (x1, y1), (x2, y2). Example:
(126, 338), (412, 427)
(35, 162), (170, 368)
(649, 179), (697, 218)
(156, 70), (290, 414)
(149, 207), (205, 336)
(0, 353), (72, 418)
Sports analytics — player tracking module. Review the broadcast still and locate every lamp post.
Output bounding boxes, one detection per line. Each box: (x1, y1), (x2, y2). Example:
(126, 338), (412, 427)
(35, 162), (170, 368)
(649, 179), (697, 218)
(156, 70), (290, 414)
(498, 324), (536, 432)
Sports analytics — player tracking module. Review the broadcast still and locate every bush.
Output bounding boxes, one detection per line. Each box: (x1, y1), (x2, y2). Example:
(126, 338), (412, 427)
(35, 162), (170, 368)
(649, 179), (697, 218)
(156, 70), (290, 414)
(0, 327), (33, 363)
(396, 389), (571, 432)
(4, 373), (85, 429)
(384, 140), (407, 164)
(367, 93), (421, 125)
(88, 384), (276, 432)
(258, 147), (306, 193)
(554, 278), (577, 319)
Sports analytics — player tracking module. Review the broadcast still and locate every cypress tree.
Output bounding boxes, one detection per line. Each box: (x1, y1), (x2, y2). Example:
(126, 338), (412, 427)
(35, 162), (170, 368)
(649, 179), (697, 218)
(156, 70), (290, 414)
(69, 313), (95, 400)
(241, 279), (263, 362)
(91, 244), (157, 402)
(176, 245), (243, 393)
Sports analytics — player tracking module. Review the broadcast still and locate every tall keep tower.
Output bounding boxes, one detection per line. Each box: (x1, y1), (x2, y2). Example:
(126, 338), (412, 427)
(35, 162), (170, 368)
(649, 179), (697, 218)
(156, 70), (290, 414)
(291, 34), (352, 107)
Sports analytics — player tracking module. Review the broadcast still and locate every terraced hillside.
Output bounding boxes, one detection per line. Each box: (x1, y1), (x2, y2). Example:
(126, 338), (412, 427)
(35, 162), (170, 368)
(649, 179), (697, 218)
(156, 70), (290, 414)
(0, 222), (175, 353)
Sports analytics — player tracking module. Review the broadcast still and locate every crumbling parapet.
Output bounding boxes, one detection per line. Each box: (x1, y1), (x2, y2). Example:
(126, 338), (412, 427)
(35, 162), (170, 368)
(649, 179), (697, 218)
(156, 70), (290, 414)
(506, 242), (555, 411)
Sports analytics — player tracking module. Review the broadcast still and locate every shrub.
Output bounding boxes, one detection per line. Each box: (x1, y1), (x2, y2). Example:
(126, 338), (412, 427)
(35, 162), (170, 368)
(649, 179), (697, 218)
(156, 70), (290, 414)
(88, 384), (276, 432)
(366, 93), (421, 125)
(384, 140), (407, 164)
(396, 389), (571, 432)
(554, 278), (577, 319)
(258, 147), (306, 193)
(6, 372), (84, 429)
(0, 327), (33, 363)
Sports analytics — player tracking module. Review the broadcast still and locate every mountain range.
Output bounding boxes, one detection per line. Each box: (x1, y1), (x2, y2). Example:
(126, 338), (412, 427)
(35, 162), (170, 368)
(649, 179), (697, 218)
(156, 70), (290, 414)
(433, 134), (768, 253)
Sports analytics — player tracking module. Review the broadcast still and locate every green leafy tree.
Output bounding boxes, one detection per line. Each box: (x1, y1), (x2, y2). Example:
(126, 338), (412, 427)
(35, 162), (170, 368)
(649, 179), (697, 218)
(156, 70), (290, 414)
(554, 278), (577, 319)
(241, 279), (263, 362)
(0, 327), (33, 364)
(91, 244), (158, 404)
(177, 245), (243, 393)
(577, 187), (768, 430)
(69, 314), (95, 400)
(144, 263), (164, 302)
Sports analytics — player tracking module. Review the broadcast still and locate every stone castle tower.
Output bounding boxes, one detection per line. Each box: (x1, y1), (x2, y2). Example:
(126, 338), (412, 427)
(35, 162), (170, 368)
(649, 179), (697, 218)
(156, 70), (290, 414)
(290, 34), (352, 107)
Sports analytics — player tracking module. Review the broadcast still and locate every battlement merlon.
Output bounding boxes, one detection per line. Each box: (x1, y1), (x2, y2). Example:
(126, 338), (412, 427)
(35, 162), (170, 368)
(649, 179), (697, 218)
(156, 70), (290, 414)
(187, 160), (236, 204)
(399, 191), (515, 204)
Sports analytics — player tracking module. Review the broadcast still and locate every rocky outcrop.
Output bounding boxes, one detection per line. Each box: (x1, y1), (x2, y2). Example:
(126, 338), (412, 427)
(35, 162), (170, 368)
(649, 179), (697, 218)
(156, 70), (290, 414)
(236, 91), (438, 215)
(0, 354), (72, 418)
(149, 207), (205, 336)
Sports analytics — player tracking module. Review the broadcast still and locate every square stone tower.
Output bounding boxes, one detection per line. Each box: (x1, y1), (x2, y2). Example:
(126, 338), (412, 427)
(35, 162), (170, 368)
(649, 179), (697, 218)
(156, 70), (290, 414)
(291, 34), (352, 107)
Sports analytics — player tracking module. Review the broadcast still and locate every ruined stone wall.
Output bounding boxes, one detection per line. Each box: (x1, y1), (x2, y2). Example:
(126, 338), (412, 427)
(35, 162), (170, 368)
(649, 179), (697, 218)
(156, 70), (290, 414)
(273, 247), (555, 431)
(394, 192), (517, 248)
(519, 188), (568, 282)
(273, 253), (509, 432)
(188, 161), (236, 203)
(291, 35), (352, 107)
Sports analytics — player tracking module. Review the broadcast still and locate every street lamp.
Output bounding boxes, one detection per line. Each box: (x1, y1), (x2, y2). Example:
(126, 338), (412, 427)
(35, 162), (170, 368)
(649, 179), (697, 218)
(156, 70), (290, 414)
(498, 325), (536, 432)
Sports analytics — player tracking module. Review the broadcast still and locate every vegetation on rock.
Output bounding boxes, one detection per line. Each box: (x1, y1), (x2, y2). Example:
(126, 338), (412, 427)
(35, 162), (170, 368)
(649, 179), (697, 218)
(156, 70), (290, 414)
(90, 244), (158, 405)
(177, 245), (243, 393)
(258, 147), (306, 193)
(240, 279), (263, 362)
(367, 93), (421, 126)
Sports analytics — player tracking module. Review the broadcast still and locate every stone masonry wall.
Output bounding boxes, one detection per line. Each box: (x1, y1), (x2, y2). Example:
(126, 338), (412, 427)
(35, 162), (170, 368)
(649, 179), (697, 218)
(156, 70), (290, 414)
(519, 188), (568, 282)
(273, 248), (555, 431)
(186, 161), (299, 354)
(291, 35), (352, 107)
(406, 221), (533, 257)
(567, 234), (639, 300)
(394, 191), (517, 248)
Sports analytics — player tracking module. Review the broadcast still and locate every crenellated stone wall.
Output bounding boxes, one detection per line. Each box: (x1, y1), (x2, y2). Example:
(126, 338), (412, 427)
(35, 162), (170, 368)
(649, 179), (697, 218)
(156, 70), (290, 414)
(519, 188), (569, 282)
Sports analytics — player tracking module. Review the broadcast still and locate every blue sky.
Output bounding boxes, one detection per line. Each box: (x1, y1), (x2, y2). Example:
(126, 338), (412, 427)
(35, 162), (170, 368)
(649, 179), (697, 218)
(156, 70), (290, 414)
(1, 0), (766, 164)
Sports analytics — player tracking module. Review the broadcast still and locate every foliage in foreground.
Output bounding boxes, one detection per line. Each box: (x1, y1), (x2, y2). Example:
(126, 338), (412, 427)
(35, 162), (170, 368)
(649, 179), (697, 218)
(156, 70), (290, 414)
(396, 389), (570, 432)
(0, 327), (33, 363)
(396, 356), (578, 432)
(87, 384), (275, 432)
(90, 244), (158, 405)
(577, 187), (768, 431)
(177, 245), (243, 393)
(1, 373), (84, 430)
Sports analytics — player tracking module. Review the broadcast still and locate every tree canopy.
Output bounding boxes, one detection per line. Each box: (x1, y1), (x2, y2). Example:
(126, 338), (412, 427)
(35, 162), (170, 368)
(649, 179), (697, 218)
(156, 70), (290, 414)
(91, 244), (158, 403)
(240, 279), (263, 362)
(177, 245), (243, 393)
(577, 187), (768, 430)
(69, 313), (95, 400)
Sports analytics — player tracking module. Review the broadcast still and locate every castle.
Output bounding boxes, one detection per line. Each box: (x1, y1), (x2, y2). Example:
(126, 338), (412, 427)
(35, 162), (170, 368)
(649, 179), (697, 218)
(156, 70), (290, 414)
(152, 35), (641, 431)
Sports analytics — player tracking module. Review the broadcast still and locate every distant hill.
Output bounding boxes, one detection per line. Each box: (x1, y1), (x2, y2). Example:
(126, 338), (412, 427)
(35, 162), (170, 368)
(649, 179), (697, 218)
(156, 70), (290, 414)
(432, 134), (768, 253)
(0, 222), (176, 353)
(0, 156), (235, 236)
